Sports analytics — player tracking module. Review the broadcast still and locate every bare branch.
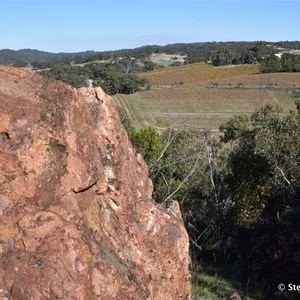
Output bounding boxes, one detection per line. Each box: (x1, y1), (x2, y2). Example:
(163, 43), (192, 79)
(152, 129), (179, 166)
(159, 171), (170, 194)
(151, 153), (201, 173)
(206, 142), (219, 203)
(275, 165), (291, 185)
(190, 239), (202, 251)
(196, 226), (210, 243)
(162, 150), (202, 205)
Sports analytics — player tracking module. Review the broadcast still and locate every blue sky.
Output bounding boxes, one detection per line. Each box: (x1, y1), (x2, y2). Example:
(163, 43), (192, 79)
(1, 0), (299, 53)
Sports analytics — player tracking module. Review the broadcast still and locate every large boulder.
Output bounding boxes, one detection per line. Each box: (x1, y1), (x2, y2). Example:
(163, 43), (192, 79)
(0, 66), (191, 299)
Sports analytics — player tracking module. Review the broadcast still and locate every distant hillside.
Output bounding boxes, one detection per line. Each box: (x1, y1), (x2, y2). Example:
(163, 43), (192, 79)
(0, 49), (98, 65)
(1, 41), (300, 66)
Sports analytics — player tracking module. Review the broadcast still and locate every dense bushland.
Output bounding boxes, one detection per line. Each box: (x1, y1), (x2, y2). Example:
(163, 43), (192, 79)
(120, 101), (300, 298)
(40, 62), (147, 94)
(261, 53), (300, 73)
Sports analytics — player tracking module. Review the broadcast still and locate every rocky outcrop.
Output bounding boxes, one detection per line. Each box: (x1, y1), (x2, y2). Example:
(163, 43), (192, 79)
(0, 66), (191, 299)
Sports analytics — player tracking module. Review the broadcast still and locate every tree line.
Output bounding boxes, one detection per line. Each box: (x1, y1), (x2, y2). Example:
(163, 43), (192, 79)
(3, 41), (300, 69)
(261, 52), (300, 73)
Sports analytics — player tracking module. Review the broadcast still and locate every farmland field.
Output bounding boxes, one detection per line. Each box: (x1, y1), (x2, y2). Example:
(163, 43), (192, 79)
(195, 72), (300, 88)
(138, 62), (260, 86)
(114, 68), (300, 130)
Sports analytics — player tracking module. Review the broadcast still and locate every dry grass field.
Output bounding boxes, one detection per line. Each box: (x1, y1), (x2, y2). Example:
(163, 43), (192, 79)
(149, 53), (186, 67)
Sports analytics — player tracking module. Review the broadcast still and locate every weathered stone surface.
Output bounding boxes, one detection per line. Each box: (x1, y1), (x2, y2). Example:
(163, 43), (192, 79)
(0, 66), (191, 299)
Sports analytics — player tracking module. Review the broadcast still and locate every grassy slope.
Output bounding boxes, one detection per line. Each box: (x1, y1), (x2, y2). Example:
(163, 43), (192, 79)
(191, 267), (263, 300)
(113, 93), (156, 129)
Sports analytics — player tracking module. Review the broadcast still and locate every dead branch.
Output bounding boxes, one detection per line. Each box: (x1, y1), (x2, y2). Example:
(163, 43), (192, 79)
(275, 165), (291, 185)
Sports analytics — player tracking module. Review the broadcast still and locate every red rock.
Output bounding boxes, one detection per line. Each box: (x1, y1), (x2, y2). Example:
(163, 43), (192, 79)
(0, 66), (191, 299)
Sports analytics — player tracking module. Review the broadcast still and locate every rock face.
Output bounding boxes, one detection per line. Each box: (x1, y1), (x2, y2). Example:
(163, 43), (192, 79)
(0, 66), (191, 299)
